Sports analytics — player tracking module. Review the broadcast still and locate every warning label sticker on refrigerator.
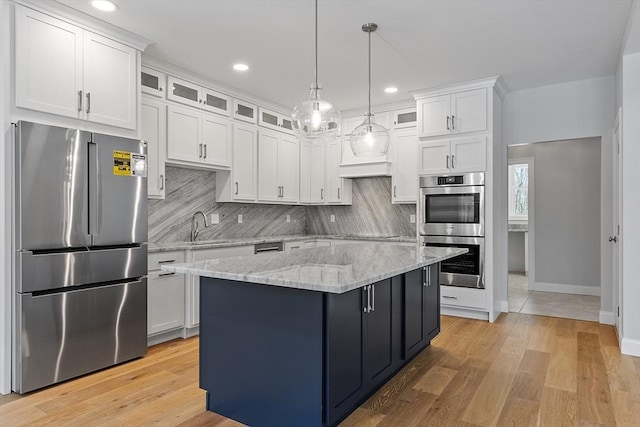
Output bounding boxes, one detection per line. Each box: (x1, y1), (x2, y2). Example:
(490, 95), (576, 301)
(113, 151), (131, 176)
(113, 151), (147, 177)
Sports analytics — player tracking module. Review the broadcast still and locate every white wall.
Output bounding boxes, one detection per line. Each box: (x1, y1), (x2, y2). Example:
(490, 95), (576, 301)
(508, 231), (525, 272)
(502, 76), (615, 313)
(509, 139), (601, 293)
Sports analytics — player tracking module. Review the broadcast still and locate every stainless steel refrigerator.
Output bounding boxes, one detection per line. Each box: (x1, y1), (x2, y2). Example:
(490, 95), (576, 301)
(13, 121), (148, 393)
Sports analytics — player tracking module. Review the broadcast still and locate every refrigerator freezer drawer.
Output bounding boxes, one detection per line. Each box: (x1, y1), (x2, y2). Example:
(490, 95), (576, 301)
(14, 279), (147, 394)
(17, 245), (147, 293)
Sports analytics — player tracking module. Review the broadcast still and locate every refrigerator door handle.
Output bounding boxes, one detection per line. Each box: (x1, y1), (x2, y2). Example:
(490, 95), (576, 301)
(88, 140), (101, 239)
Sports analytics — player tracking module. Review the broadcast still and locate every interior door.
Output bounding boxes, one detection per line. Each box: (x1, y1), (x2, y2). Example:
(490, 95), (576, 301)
(16, 122), (91, 250)
(613, 109), (622, 340)
(90, 133), (147, 246)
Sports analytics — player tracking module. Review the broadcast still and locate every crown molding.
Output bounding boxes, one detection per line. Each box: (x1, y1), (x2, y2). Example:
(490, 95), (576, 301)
(411, 76), (510, 100)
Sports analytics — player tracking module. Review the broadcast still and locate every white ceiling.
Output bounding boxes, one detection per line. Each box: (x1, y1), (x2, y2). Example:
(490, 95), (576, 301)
(56, 0), (632, 111)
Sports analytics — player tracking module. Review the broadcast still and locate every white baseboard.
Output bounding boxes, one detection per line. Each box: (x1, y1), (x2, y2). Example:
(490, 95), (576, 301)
(441, 306), (489, 322)
(621, 338), (640, 357)
(531, 282), (600, 296)
(599, 311), (615, 325)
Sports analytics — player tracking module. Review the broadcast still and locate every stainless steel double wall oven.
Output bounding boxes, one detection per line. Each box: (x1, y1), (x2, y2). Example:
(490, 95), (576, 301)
(419, 172), (485, 289)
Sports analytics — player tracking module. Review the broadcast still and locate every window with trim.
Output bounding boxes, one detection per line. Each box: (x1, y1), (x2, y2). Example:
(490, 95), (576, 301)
(509, 163), (528, 220)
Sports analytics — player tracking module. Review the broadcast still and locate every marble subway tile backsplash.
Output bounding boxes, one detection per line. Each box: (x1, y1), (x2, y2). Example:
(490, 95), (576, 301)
(148, 167), (305, 243)
(306, 177), (417, 237)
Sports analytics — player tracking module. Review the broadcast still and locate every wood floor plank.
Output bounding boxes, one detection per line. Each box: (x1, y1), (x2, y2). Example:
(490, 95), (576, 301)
(338, 407), (386, 427)
(412, 365), (458, 395)
(545, 334), (578, 392)
(577, 361), (617, 426)
(539, 387), (578, 427)
(495, 396), (540, 427)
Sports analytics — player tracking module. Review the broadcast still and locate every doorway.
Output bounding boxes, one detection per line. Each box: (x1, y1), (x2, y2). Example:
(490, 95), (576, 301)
(507, 138), (602, 321)
(612, 109), (622, 339)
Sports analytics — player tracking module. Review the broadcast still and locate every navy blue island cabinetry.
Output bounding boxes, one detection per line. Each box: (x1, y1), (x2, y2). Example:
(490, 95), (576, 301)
(162, 243), (466, 427)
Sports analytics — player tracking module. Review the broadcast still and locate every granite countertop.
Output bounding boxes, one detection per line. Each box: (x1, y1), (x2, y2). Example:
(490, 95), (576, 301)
(148, 234), (417, 252)
(161, 243), (467, 294)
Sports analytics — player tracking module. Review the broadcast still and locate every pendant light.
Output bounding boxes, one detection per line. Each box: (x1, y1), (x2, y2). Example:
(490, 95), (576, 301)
(350, 23), (390, 157)
(291, 0), (340, 141)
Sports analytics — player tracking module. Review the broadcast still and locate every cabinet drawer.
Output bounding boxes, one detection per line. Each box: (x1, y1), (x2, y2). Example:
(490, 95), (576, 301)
(440, 286), (486, 310)
(149, 251), (185, 271)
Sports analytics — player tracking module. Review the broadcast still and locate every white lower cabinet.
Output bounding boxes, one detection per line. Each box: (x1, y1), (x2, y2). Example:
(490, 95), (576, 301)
(147, 251), (185, 344)
(185, 245), (254, 328)
(391, 128), (418, 203)
(440, 286), (487, 310)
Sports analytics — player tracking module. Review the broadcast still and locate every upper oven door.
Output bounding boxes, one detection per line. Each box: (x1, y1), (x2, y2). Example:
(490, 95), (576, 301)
(419, 186), (484, 236)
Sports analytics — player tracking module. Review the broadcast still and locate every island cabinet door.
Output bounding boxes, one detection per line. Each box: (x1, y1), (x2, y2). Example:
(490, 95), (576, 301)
(425, 265), (441, 341)
(364, 278), (397, 388)
(325, 287), (366, 426)
(404, 268), (426, 360)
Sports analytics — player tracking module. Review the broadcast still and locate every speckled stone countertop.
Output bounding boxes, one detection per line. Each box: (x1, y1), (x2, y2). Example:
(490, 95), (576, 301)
(148, 234), (417, 253)
(161, 243), (467, 294)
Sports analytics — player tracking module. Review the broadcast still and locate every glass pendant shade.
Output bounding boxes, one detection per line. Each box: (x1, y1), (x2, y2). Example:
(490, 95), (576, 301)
(292, 84), (340, 141)
(350, 116), (390, 157)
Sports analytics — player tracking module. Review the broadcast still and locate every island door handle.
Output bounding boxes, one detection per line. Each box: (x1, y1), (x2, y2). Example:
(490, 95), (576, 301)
(363, 287), (368, 313)
(367, 285), (372, 313)
(423, 267), (427, 287)
(372, 284), (375, 312)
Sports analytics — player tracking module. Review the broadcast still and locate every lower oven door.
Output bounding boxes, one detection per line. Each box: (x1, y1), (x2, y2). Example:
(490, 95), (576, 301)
(422, 236), (484, 289)
(14, 279), (147, 393)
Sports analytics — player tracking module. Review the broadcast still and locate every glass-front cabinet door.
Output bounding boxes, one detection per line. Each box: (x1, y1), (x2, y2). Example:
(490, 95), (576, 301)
(141, 67), (166, 98)
(202, 88), (231, 117)
(258, 107), (294, 135)
(392, 108), (417, 129)
(167, 76), (201, 109)
(234, 99), (257, 124)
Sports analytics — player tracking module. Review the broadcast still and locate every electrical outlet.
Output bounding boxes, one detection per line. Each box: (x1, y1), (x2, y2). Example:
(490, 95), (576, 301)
(330, 214), (335, 223)
(286, 215), (291, 223)
(210, 213), (220, 224)
(410, 214), (416, 224)
(238, 214), (243, 224)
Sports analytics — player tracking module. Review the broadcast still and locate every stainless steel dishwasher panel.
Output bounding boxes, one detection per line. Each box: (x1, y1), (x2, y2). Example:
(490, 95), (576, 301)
(14, 279), (147, 394)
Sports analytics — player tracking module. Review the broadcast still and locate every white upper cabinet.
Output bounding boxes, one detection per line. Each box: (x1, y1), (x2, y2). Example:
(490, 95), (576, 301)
(417, 88), (486, 138)
(325, 139), (351, 204)
(419, 136), (486, 175)
(167, 104), (231, 168)
(233, 99), (257, 124)
(201, 113), (232, 168)
(299, 141), (311, 203)
(257, 130), (299, 203)
(82, 32), (137, 129)
(141, 67), (166, 98)
(340, 115), (365, 137)
(168, 76), (231, 117)
(231, 123), (258, 201)
(15, 5), (137, 129)
(141, 97), (167, 199)
(258, 107), (294, 135)
(391, 128), (419, 203)
(310, 142), (326, 203)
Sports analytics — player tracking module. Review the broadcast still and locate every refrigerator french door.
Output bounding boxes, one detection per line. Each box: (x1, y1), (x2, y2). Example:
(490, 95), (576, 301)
(13, 121), (148, 393)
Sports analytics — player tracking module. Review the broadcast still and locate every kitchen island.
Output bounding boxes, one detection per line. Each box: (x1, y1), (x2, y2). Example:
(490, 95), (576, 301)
(162, 243), (467, 427)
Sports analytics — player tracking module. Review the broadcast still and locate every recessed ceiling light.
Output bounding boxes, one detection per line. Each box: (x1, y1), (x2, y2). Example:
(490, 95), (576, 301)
(233, 63), (249, 72)
(91, 0), (118, 12)
(384, 87), (398, 94)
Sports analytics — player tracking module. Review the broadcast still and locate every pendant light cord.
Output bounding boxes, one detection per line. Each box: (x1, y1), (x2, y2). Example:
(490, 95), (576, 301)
(367, 28), (372, 125)
(314, 0), (318, 90)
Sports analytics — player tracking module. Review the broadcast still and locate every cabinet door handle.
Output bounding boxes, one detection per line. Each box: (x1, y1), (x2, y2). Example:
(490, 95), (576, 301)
(446, 155), (450, 169)
(321, 188), (324, 200)
(86, 92), (91, 114)
(451, 115), (455, 130)
(158, 272), (176, 277)
(160, 174), (164, 190)
(198, 143), (203, 158)
(451, 154), (455, 169)
(372, 284), (375, 312)
(423, 267), (427, 287)
(442, 295), (458, 300)
(204, 144), (207, 159)
(77, 90), (83, 112)
(363, 286), (368, 313)
(367, 285), (372, 313)
(235, 182), (239, 195)
(159, 87), (163, 92)
(394, 185), (397, 198)
(158, 259), (175, 264)
(446, 115), (450, 130)
(337, 188), (341, 200)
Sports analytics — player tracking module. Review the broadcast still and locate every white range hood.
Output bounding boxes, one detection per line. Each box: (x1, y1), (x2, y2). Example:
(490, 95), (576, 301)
(339, 143), (392, 178)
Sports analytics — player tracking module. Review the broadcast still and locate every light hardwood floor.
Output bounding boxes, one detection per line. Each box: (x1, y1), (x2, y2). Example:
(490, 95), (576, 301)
(1, 314), (637, 426)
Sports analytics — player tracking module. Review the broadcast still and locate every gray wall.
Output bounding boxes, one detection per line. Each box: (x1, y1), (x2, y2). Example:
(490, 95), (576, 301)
(306, 177), (416, 237)
(148, 167), (305, 243)
(508, 232), (525, 272)
(509, 138), (601, 289)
